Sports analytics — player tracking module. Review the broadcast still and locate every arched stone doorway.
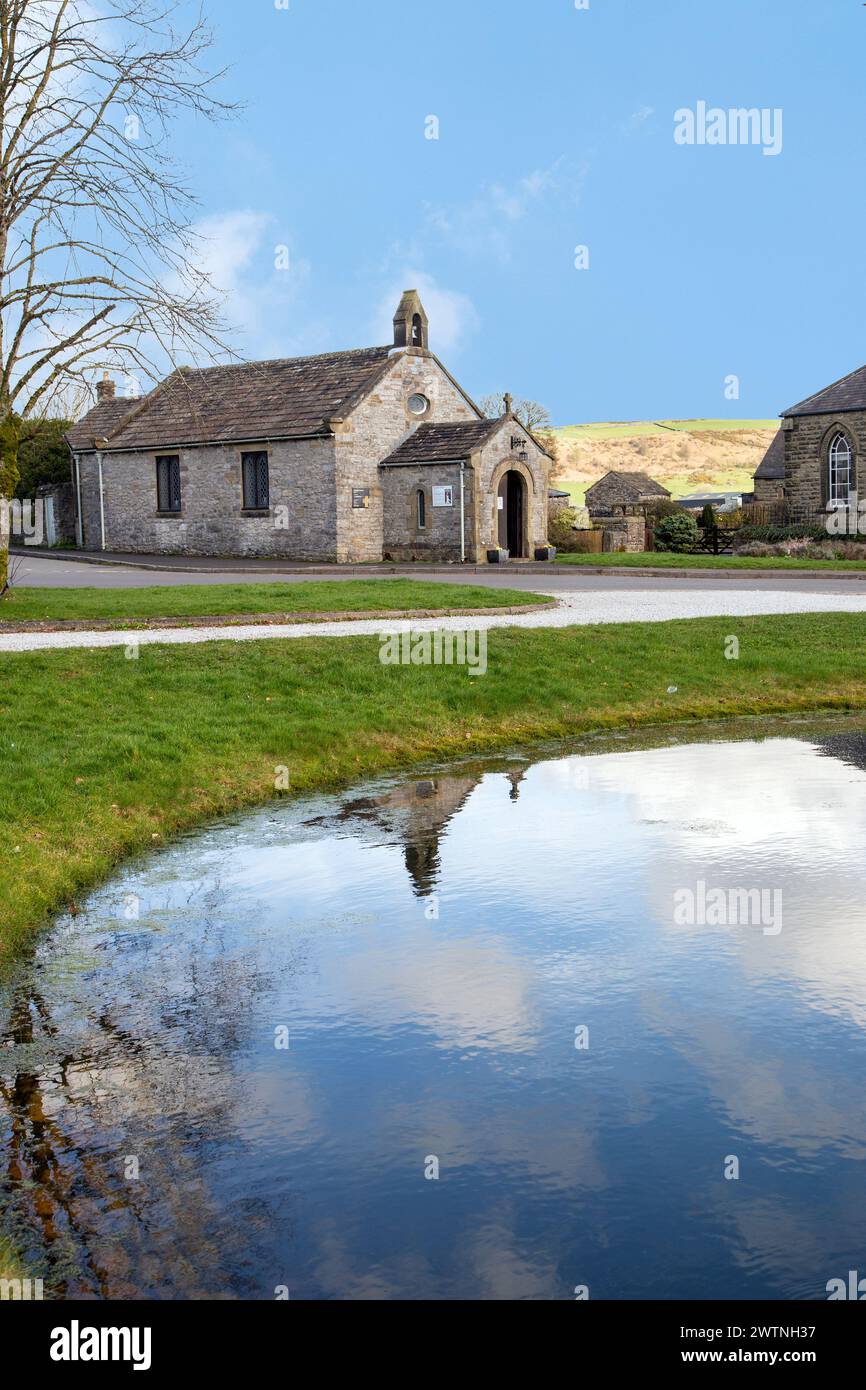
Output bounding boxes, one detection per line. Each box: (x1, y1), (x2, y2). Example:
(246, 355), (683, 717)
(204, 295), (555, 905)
(497, 469), (527, 557)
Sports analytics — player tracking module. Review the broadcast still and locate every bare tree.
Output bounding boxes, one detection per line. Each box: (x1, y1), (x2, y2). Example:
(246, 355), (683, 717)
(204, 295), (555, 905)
(479, 392), (560, 468)
(0, 0), (238, 589)
(479, 393), (553, 434)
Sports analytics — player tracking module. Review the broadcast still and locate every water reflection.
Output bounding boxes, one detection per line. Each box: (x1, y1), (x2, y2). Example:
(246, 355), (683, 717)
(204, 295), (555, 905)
(3, 720), (866, 1300)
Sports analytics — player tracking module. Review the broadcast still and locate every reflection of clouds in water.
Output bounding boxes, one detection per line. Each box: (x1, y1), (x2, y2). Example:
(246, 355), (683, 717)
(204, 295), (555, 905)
(463, 1209), (563, 1300)
(564, 738), (866, 864)
(309, 1210), (564, 1301)
(641, 992), (866, 1161)
(535, 741), (866, 1032)
(227, 1067), (320, 1149)
(330, 931), (538, 1054)
(310, 1222), (435, 1300)
(696, 1189), (863, 1301)
(378, 1094), (607, 1194)
(8, 728), (866, 1299)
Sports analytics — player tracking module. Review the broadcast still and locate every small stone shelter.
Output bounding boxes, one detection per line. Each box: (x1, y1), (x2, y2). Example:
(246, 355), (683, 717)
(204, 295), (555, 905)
(585, 470), (670, 517)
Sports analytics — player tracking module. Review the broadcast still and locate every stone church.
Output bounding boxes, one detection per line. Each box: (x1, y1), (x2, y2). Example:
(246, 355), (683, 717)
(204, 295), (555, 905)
(66, 291), (552, 564)
(754, 362), (866, 515)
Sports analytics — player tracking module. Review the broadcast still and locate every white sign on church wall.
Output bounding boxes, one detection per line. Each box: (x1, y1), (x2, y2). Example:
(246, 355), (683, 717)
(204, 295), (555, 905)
(432, 486), (453, 508)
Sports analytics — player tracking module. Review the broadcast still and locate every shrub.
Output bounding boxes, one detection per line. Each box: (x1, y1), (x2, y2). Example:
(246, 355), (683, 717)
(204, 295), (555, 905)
(14, 417), (74, 498)
(733, 523), (828, 546)
(832, 541), (866, 561)
(700, 504), (717, 530)
(549, 506), (587, 553)
(736, 537), (866, 561)
(654, 512), (699, 553)
(646, 499), (686, 522)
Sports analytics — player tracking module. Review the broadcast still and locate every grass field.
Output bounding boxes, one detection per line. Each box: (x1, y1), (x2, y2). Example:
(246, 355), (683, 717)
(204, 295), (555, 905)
(3, 612), (866, 964)
(0, 579), (548, 625)
(556, 552), (866, 572)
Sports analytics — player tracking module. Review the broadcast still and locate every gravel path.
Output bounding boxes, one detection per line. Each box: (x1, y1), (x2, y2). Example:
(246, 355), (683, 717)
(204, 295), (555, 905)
(2, 588), (866, 653)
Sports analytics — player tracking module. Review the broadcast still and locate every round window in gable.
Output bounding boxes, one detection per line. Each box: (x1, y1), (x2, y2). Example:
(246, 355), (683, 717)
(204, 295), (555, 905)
(408, 393), (430, 416)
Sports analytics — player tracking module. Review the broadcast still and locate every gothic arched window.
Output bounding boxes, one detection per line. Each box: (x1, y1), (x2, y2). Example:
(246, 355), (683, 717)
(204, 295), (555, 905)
(417, 489), (426, 529)
(828, 432), (854, 506)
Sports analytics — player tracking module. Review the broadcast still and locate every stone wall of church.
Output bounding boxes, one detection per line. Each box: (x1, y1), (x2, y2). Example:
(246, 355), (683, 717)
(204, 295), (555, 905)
(381, 462), (475, 563)
(784, 412), (866, 516)
(75, 436), (339, 559)
(335, 350), (479, 563)
(72, 352), (542, 564)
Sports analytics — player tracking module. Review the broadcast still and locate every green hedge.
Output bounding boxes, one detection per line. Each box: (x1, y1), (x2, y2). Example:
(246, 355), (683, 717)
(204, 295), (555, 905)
(735, 524), (829, 544)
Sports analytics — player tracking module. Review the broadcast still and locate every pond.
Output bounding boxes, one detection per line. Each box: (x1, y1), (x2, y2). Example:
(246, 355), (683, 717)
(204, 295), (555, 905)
(3, 716), (866, 1301)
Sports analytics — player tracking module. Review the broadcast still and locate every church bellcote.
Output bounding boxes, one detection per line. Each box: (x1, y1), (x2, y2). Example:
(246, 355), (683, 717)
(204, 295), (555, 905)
(393, 289), (429, 350)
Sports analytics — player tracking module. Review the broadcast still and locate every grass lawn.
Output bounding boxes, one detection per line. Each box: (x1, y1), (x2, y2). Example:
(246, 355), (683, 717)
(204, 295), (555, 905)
(556, 552), (866, 572)
(0, 578), (549, 625)
(3, 612), (866, 964)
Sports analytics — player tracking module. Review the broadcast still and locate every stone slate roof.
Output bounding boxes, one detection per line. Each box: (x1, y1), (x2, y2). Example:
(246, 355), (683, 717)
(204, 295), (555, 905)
(783, 364), (866, 418)
(380, 419), (503, 466)
(584, 470), (671, 504)
(754, 429), (785, 481)
(66, 346), (395, 452)
(66, 398), (143, 452)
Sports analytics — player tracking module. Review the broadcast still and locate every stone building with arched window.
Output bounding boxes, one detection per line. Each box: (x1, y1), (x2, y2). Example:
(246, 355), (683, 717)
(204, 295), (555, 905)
(755, 365), (866, 516)
(66, 290), (552, 564)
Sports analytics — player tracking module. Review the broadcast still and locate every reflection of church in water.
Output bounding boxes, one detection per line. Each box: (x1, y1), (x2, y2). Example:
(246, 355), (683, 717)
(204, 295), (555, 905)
(320, 727), (866, 899)
(316, 763), (528, 898)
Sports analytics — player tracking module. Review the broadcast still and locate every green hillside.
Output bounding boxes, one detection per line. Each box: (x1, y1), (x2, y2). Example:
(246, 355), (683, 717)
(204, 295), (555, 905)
(555, 418), (778, 440)
(551, 418), (779, 505)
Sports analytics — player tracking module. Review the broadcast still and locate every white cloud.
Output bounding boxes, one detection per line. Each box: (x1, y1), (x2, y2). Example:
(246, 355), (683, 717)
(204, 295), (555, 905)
(622, 105), (655, 134)
(190, 210), (311, 355)
(489, 162), (566, 221)
(194, 209), (272, 295)
(372, 271), (479, 355)
(425, 157), (586, 265)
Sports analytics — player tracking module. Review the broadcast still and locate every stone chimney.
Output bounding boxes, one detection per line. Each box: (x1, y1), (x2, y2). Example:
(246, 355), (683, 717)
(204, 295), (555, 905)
(96, 371), (116, 402)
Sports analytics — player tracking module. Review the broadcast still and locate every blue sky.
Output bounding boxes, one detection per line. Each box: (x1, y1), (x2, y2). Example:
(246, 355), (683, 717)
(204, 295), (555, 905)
(170, 0), (865, 424)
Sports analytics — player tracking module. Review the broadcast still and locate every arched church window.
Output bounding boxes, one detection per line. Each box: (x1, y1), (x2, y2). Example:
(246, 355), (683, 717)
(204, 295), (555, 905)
(417, 489), (426, 529)
(828, 432), (854, 505)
